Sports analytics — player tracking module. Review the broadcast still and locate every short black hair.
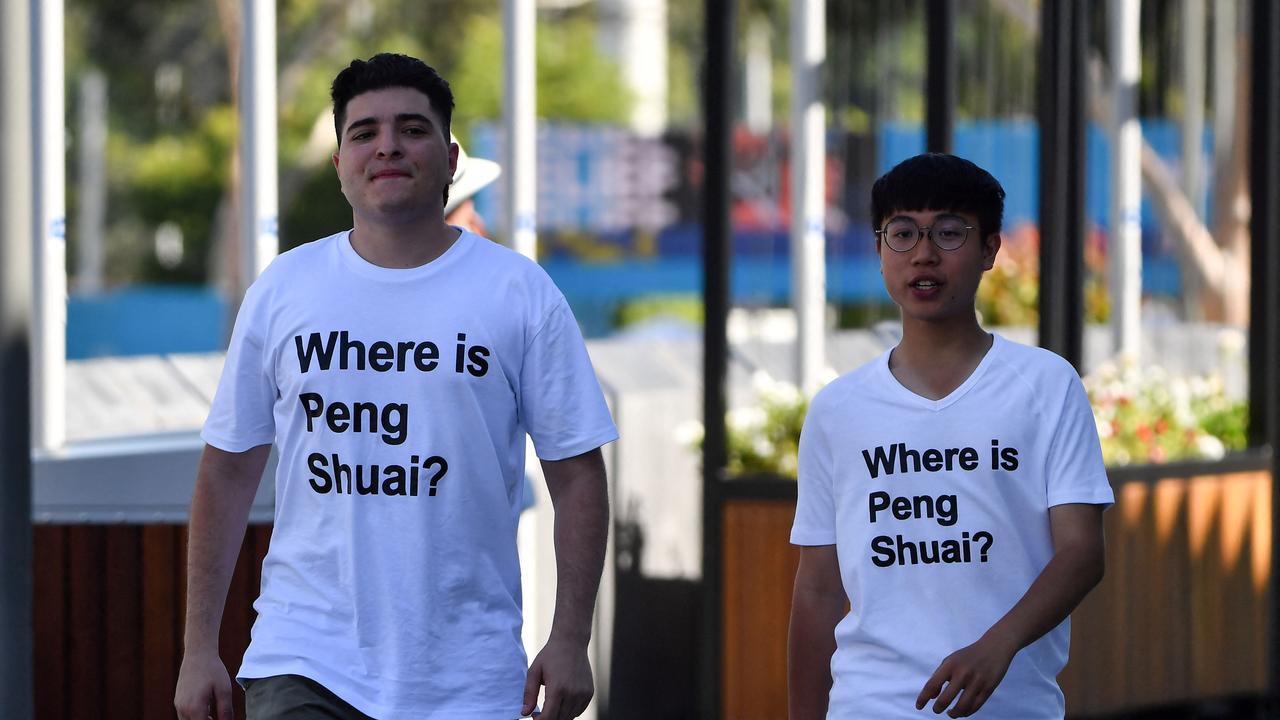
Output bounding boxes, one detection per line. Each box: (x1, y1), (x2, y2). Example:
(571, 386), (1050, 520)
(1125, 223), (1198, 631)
(870, 153), (1006, 238)
(330, 53), (454, 147)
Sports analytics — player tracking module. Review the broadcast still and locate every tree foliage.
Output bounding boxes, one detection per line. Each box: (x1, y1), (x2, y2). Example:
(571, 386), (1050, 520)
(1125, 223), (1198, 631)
(65, 0), (633, 287)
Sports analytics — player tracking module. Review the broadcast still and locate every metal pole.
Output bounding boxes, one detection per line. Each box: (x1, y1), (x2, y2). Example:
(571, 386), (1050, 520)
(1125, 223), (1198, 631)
(790, 0), (825, 393)
(744, 19), (772, 134)
(75, 70), (107, 295)
(1246, 0), (1280, 699)
(925, 0), (954, 154)
(1181, 0), (1205, 205)
(1109, 0), (1142, 360)
(1, 0), (35, 713)
(1037, 0), (1086, 370)
(1211, 0), (1236, 180)
(239, 0), (279, 289)
(32, 0), (66, 452)
(503, 0), (537, 260)
(701, 0), (733, 715)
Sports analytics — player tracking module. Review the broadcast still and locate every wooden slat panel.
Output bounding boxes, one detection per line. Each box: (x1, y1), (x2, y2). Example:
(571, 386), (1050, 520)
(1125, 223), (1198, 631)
(722, 500), (800, 720)
(141, 525), (180, 720)
(34, 524), (273, 720)
(66, 526), (106, 719)
(105, 526), (143, 714)
(33, 526), (67, 720)
(720, 470), (1273, 719)
(1201, 473), (1268, 696)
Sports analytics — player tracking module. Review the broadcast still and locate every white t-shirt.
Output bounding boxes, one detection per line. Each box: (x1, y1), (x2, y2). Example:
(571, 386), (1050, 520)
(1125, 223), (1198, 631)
(791, 334), (1113, 720)
(203, 229), (618, 719)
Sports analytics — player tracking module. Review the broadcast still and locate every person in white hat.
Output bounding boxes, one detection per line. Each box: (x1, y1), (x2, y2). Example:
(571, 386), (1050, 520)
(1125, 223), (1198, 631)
(444, 135), (501, 237)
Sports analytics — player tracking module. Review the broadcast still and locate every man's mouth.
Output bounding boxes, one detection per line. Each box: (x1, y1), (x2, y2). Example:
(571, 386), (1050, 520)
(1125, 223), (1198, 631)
(911, 279), (940, 289)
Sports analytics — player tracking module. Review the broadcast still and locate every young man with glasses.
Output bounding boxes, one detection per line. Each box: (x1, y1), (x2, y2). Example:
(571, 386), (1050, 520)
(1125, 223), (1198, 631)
(788, 153), (1112, 719)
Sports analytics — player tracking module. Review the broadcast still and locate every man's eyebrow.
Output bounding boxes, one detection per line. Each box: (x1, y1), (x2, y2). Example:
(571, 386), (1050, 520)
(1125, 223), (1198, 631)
(344, 113), (434, 136)
(344, 117), (377, 135)
(395, 113), (432, 125)
(886, 211), (964, 222)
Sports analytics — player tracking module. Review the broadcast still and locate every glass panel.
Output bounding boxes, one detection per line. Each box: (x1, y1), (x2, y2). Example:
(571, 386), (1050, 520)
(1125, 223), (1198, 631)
(1083, 0), (1252, 465)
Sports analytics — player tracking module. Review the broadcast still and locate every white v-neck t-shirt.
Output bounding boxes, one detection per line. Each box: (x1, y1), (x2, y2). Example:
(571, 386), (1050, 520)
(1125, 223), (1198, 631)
(203, 229), (618, 719)
(791, 333), (1113, 719)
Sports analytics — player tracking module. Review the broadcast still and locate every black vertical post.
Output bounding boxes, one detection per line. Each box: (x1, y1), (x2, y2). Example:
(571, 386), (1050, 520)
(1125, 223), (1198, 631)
(1248, 0), (1280, 701)
(701, 1), (733, 717)
(0, 0), (34, 715)
(1037, 0), (1087, 370)
(925, 0), (955, 154)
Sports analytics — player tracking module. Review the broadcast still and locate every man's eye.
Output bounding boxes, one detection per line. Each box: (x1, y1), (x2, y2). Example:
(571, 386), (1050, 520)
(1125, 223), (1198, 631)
(937, 229), (964, 240)
(404, 127), (426, 135)
(352, 131), (373, 141)
(892, 230), (917, 240)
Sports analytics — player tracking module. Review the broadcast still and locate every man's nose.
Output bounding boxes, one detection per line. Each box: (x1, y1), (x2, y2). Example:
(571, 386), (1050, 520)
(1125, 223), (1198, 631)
(909, 232), (941, 263)
(375, 130), (402, 157)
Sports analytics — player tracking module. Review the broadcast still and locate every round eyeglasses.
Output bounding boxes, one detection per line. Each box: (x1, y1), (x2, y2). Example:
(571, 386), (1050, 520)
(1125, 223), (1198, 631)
(876, 216), (974, 253)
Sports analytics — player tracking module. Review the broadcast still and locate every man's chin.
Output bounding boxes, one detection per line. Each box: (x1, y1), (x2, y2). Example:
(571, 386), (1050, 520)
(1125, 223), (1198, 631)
(362, 196), (439, 219)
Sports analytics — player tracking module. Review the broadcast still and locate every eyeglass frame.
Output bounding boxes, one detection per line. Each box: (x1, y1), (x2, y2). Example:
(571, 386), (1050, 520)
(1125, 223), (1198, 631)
(874, 215), (976, 253)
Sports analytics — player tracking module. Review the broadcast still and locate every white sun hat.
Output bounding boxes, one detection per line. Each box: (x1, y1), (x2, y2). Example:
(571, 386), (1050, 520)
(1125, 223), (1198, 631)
(445, 134), (502, 214)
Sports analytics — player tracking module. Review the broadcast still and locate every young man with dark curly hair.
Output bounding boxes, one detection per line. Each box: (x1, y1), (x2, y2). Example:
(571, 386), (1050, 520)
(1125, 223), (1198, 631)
(176, 53), (616, 720)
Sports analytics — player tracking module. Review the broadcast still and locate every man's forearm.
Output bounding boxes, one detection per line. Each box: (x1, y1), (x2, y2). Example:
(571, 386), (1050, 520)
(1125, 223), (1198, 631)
(183, 444), (269, 654)
(983, 541), (1105, 654)
(542, 449), (609, 647)
(788, 588), (843, 720)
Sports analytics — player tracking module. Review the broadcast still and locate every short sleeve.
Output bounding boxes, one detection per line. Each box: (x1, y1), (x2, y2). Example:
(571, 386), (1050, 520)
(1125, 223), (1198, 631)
(202, 282), (278, 452)
(791, 393), (838, 546)
(518, 300), (618, 461)
(1045, 374), (1115, 508)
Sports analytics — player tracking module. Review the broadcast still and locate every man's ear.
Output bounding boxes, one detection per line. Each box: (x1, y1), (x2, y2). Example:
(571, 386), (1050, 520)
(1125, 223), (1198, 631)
(448, 141), (460, 177)
(332, 152), (341, 171)
(982, 232), (1002, 271)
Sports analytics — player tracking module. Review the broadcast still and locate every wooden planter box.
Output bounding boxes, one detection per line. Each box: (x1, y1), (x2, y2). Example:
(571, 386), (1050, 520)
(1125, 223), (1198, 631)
(719, 462), (1273, 719)
(33, 525), (270, 720)
(28, 460), (1273, 718)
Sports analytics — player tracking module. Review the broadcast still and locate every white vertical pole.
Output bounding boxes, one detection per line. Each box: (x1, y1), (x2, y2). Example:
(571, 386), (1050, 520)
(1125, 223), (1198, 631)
(1211, 0), (1236, 170)
(790, 0), (826, 392)
(1181, 0), (1205, 205)
(32, 0), (67, 452)
(240, 0), (279, 287)
(745, 18), (772, 134)
(599, 0), (668, 136)
(1109, 0), (1142, 360)
(76, 69), (107, 295)
(504, 0), (537, 260)
(505, 0), (543, 699)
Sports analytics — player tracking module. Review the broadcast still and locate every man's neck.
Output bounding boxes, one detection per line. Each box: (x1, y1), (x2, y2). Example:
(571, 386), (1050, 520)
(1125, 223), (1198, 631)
(889, 316), (992, 400)
(349, 212), (461, 269)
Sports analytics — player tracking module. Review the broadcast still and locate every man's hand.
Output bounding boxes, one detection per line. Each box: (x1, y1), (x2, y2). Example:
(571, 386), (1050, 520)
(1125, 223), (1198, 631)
(524, 447), (608, 719)
(522, 637), (594, 719)
(174, 650), (234, 720)
(916, 503), (1106, 717)
(915, 632), (1017, 717)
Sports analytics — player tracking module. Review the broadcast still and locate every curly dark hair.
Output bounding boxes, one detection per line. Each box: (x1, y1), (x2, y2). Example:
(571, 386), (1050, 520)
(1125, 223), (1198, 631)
(330, 53), (454, 148)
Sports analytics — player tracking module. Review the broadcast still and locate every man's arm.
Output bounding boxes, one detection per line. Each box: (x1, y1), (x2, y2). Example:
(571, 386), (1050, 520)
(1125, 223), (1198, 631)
(788, 544), (845, 720)
(522, 447), (609, 720)
(917, 503), (1107, 718)
(174, 443), (271, 720)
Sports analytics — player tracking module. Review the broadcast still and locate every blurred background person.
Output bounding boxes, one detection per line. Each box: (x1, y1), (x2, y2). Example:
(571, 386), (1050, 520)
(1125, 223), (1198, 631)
(445, 135), (501, 236)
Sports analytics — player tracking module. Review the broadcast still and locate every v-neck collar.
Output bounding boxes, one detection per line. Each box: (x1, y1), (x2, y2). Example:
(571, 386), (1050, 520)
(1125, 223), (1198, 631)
(877, 333), (1003, 411)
